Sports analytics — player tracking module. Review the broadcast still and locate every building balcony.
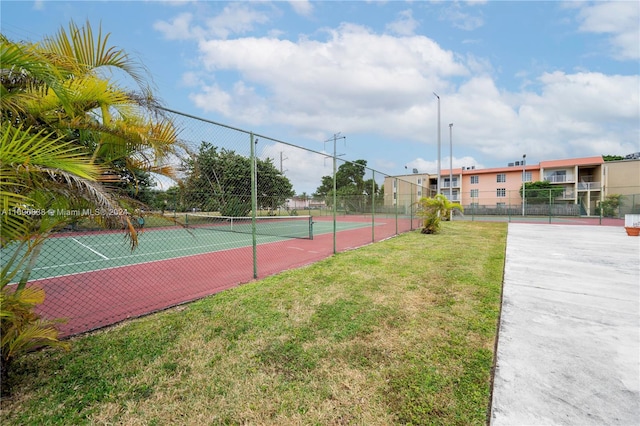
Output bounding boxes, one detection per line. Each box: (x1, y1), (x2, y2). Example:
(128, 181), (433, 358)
(578, 182), (601, 191)
(557, 190), (575, 200)
(544, 175), (575, 184)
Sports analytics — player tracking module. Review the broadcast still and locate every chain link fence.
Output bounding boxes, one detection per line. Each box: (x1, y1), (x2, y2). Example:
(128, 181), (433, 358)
(5, 106), (636, 337)
(456, 188), (638, 224)
(3, 108), (423, 337)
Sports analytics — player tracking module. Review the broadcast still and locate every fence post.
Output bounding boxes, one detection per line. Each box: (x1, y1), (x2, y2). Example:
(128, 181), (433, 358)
(371, 170), (375, 242)
(599, 188), (603, 225)
(395, 178), (399, 234)
(332, 149), (337, 255)
(411, 183), (415, 230)
(250, 132), (258, 279)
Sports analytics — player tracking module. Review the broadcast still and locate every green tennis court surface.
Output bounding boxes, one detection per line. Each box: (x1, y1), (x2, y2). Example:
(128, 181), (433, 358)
(2, 219), (375, 282)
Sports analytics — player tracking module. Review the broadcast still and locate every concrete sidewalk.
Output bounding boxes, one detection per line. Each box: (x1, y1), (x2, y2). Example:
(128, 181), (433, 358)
(490, 224), (640, 426)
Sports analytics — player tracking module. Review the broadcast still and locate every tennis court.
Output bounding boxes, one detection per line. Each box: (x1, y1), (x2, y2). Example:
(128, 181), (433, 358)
(3, 214), (414, 337)
(3, 215), (376, 283)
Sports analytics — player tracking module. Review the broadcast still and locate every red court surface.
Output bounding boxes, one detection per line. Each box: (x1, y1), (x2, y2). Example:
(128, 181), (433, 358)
(33, 216), (418, 337)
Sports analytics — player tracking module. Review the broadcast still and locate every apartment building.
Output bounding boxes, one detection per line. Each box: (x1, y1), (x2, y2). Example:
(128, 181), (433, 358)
(384, 155), (638, 216)
(385, 172), (436, 214)
(461, 162), (539, 210)
(538, 156), (604, 215)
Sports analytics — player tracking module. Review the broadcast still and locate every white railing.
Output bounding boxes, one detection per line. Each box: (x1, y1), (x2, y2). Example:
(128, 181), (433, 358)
(578, 182), (601, 190)
(441, 181), (459, 189)
(558, 190), (575, 199)
(545, 174), (573, 183)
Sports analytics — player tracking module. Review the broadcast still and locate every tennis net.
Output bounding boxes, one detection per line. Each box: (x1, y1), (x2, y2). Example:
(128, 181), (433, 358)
(184, 214), (313, 239)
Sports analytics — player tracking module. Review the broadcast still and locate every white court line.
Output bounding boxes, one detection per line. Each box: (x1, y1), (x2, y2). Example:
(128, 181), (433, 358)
(71, 238), (109, 260)
(26, 235), (285, 282)
(32, 234), (279, 272)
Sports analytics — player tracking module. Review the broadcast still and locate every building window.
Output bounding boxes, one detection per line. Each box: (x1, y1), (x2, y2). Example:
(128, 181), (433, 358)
(470, 175), (479, 184)
(417, 178), (422, 185)
(470, 189), (479, 198)
(522, 172), (532, 182)
(496, 202), (506, 208)
(497, 188), (506, 197)
(417, 190), (422, 197)
(497, 173), (506, 183)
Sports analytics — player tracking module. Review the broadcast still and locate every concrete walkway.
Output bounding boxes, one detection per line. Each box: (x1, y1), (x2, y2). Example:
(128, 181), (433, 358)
(490, 224), (640, 426)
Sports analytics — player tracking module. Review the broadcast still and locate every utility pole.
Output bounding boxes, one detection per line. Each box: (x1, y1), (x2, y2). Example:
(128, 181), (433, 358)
(434, 92), (441, 197)
(449, 123), (453, 203)
(522, 154), (527, 216)
(279, 151), (288, 174)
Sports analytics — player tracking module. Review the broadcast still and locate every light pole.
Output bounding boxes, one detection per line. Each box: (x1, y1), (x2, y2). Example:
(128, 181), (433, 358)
(433, 92), (441, 197)
(449, 123), (453, 202)
(522, 154), (526, 216)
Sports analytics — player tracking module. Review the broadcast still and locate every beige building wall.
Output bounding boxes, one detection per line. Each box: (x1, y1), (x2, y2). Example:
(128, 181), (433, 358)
(384, 173), (432, 214)
(604, 160), (640, 196)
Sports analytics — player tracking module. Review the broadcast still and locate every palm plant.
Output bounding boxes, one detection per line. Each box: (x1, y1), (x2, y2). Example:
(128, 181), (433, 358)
(2, 21), (180, 192)
(1, 20), (181, 393)
(416, 194), (463, 234)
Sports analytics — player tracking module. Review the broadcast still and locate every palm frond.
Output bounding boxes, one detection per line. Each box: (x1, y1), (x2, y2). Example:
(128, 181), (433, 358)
(38, 20), (150, 91)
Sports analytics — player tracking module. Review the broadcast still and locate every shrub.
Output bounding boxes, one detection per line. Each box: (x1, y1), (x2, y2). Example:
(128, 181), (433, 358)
(1, 287), (70, 395)
(417, 195), (463, 234)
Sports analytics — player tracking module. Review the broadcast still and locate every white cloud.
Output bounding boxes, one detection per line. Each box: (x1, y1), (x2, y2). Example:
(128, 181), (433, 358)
(258, 142), (332, 194)
(386, 9), (419, 36)
(289, 0), (313, 17)
(153, 12), (199, 40)
(576, 1), (640, 60)
(441, 4), (484, 31)
(193, 23), (467, 134)
(180, 71), (201, 87)
(204, 3), (270, 39)
(405, 156), (484, 175)
(177, 18), (637, 167)
(154, 3), (271, 40)
(189, 83), (233, 116)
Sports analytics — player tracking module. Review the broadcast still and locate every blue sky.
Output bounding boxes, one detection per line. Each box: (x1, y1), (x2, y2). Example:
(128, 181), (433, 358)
(2, 0), (639, 193)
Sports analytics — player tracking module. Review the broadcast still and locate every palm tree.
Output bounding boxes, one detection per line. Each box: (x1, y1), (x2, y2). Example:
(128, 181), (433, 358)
(1, 21), (182, 392)
(416, 194), (463, 234)
(2, 21), (181, 195)
(0, 123), (125, 393)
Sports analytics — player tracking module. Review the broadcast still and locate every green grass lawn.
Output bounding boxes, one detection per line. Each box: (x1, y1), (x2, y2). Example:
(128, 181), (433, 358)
(0, 221), (507, 425)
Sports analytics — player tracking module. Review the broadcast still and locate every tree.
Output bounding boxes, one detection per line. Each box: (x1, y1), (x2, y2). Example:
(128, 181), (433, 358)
(603, 155), (624, 161)
(597, 194), (623, 217)
(314, 160), (383, 213)
(519, 181), (564, 204)
(1, 21), (180, 202)
(182, 142), (294, 216)
(0, 124), (121, 393)
(313, 175), (335, 199)
(336, 160), (366, 191)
